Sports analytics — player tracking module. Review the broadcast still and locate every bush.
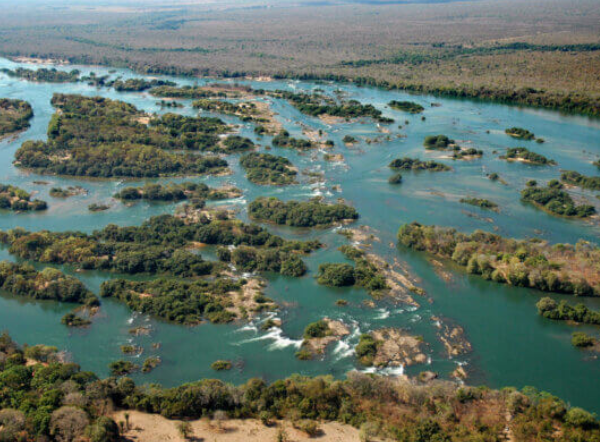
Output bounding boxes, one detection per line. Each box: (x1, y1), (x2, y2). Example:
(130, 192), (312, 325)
(571, 332), (595, 348)
(211, 360), (232, 371)
(317, 263), (356, 286)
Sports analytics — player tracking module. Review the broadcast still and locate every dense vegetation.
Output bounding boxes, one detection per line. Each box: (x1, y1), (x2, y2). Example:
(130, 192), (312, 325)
(388, 100), (424, 113)
(0, 261), (97, 305)
(460, 198), (498, 211)
(355, 333), (380, 366)
(239, 152), (297, 185)
(561, 170), (600, 191)
(248, 197), (359, 228)
(100, 277), (253, 325)
(316, 263), (356, 287)
(423, 135), (455, 149)
(150, 84), (249, 99)
(537, 297), (600, 325)
(0, 183), (47, 211)
(272, 130), (316, 150)
(14, 94), (229, 177)
(2, 332), (600, 442)
(398, 222), (600, 296)
(521, 180), (595, 218)
(505, 127), (535, 140)
(0, 212), (319, 279)
(110, 78), (175, 92)
(0, 67), (80, 82)
(267, 90), (393, 123)
(114, 182), (239, 204)
(0, 98), (33, 138)
(500, 147), (556, 165)
(453, 147), (483, 159)
(389, 157), (451, 172)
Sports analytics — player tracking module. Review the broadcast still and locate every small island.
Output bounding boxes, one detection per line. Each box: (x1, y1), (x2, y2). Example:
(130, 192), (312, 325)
(561, 170), (600, 191)
(356, 328), (427, 368)
(272, 130), (318, 150)
(500, 147), (556, 165)
(240, 152), (298, 185)
(0, 184), (47, 211)
(1, 67), (80, 83)
(248, 197), (359, 227)
(459, 197), (498, 211)
(49, 186), (87, 198)
(114, 182), (241, 203)
(505, 127), (535, 140)
(521, 180), (595, 218)
(389, 157), (451, 172)
(537, 297), (600, 325)
(296, 318), (350, 360)
(423, 134), (456, 150)
(0, 98), (34, 139)
(388, 100), (424, 113)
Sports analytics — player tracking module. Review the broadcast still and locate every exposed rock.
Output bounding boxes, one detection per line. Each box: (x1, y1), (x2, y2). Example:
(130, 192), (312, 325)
(371, 328), (428, 368)
(300, 318), (350, 357)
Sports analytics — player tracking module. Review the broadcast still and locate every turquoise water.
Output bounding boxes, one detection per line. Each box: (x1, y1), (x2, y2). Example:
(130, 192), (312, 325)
(1, 57), (599, 412)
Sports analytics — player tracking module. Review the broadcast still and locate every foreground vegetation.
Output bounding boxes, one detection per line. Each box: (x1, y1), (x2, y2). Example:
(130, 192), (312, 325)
(14, 94), (229, 178)
(248, 197), (359, 227)
(1, 332), (600, 442)
(0, 98), (33, 138)
(398, 222), (600, 296)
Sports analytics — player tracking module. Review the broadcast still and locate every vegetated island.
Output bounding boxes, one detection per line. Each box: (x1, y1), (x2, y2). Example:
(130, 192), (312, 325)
(114, 182), (241, 204)
(459, 197), (499, 211)
(109, 78), (175, 92)
(423, 134), (457, 150)
(248, 197), (359, 228)
(151, 83), (254, 99)
(389, 157), (451, 172)
(521, 180), (595, 218)
(295, 318), (350, 360)
(49, 186), (87, 198)
(0, 261), (98, 306)
(499, 147), (556, 165)
(398, 222), (599, 296)
(14, 94), (230, 178)
(240, 152), (298, 185)
(0, 98), (33, 139)
(388, 100), (424, 113)
(2, 332), (600, 442)
(0, 67), (80, 83)
(266, 90), (393, 123)
(0, 211), (320, 279)
(193, 99), (283, 135)
(316, 246), (388, 298)
(561, 170), (600, 191)
(272, 130), (321, 150)
(537, 297), (600, 325)
(0, 184), (47, 211)
(505, 127), (536, 140)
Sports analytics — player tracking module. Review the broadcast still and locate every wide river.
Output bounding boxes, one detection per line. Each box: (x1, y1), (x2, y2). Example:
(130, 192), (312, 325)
(1, 57), (599, 412)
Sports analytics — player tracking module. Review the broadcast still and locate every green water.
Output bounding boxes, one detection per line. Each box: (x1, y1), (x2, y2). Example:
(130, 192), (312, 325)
(1, 57), (599, 412)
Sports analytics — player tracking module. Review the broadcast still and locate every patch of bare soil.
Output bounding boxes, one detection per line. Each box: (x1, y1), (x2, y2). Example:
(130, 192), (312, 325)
(112, 411), (360, 442)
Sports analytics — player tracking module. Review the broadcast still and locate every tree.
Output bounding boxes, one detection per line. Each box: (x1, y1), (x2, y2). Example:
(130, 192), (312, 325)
(49, 406), (90, 442)
(177, 421), (193, 440)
